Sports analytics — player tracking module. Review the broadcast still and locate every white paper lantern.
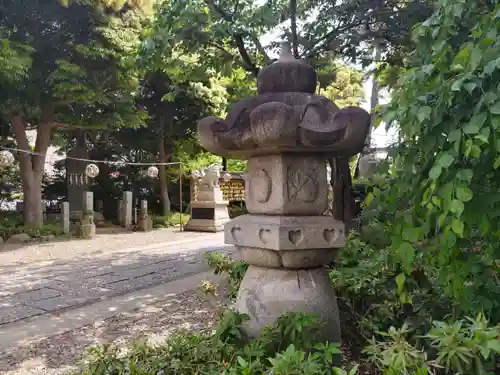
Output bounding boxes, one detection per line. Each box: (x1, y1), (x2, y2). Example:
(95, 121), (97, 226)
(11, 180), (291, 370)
(85, 163), (100, 178)
(147, 166), (159, 178)
(0, 150), (15, 168)
(222, 171), (232, 182)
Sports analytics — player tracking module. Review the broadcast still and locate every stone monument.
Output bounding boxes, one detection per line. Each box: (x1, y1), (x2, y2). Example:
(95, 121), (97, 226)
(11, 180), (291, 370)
(185, 164), (231, 232)
(138, 200), (153, 231)
(66, 142), (89, 220)
(77, 191), (96, 239)
(196, 44), (371, 342)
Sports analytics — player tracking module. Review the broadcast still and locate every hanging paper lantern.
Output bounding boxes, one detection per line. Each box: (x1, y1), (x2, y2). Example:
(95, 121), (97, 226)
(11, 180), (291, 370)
(85, 163), (99, 178)
(146, 166), (159, 178)
(0, 150), (15, 168)
(222, 171), (232, 182)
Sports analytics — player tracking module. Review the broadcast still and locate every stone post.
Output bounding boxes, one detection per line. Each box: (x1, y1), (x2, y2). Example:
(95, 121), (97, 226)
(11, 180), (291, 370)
(123, 191), (133, 229)
(66, 144), (89, 220)
(61, 201), (70, 234)
(78, 191), (96, 239)
(184, 164), (230, 232)
(195, 43), (371, 343)
(117, 200), (124, 226)
(138, 199), (152, 231)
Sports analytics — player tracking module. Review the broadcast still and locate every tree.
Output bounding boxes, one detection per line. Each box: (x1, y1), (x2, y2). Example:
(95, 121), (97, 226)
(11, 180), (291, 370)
(0, 0), (150, 226)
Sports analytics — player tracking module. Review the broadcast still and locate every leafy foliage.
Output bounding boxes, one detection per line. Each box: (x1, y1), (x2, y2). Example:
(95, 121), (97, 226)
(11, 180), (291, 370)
(379, 0), (500, 320)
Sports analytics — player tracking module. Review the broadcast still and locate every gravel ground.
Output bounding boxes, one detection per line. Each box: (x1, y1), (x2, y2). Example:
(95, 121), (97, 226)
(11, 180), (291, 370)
(0, 289), (219, 375)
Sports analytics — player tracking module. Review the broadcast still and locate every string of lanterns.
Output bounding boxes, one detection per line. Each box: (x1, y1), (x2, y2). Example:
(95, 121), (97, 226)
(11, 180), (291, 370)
(0, 150), (15, 169)
(0, 147), (170, 178)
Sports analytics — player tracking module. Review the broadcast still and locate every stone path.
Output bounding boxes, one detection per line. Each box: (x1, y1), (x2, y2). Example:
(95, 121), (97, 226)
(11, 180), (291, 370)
(0, 231), (230, 327)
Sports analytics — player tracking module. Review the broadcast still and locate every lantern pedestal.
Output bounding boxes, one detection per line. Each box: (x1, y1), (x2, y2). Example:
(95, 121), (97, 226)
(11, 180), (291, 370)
(185, 195), (230, 232)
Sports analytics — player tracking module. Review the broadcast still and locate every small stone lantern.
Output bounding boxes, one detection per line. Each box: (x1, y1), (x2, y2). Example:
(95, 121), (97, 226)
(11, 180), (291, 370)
(197, 44), (371, 343)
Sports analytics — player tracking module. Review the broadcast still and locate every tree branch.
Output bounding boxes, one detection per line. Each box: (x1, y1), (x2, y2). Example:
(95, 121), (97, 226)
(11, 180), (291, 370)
(234, 34), (260, 77)
(204, 0), (262, 75)
(250, 34), (271, 65)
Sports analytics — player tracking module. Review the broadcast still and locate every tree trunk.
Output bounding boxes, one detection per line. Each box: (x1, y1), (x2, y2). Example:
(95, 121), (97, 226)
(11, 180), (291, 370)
(158, 116), (171, 216)
(11, 112), (53, 228)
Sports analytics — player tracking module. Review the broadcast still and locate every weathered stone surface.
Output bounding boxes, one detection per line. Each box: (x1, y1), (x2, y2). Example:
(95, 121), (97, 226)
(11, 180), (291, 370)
(225, 215), (345, 251)
(234, 266), (341, 343)
(257, 48), (317, 95)
(6, 233), (32, 244)
(186, 171), (230, 232)
(195, 44), (370, 345)
(238, 247), (335, 269)
(0, 304), (46, 324)
(245, 154), (328, 215)
(61, 201), (70, 234)
(93, 211), (105, 223)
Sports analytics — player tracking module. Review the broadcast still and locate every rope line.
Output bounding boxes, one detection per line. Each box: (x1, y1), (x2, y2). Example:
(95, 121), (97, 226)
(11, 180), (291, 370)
(0, 146), (181, 166)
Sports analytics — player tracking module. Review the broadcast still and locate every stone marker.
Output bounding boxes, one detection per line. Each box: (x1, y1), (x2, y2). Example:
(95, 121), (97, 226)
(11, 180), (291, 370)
(196, 43), (371, 343)
(78, 191), (95, 239)
(138, 199), (153, 231)
(61, 201), (70, 234)
(185, 164), (230, 232)
(117, 199), (124, 226)
(123, 191), (133, 229)
(66, 143), (89, 220)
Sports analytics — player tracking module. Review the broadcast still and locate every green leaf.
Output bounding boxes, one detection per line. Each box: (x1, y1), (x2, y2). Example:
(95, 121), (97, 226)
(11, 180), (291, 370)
(397, 242), (415, 270)
(395, 273), (406, 294)
(429, 165), (442, 180)
(450, 199), (465, 215)
(494, 156), (500, 169)
(490, 100), (500, 115)
(417, 106), (432, 122)
(448, 129), (462, 143)
(437, 152), (454, 168)
(441, 231), (457, 248)
(402, 227), (419, 242)
(486, 339), (500, 353)
(464, 113), (487, 134)
(456, 169), (473, 181)
(479, 216), (490, 235)
(451, 218), (464, 236)
(456, 187), (473, 202)
(470, 144), (481, 158)
(469, 47), (482, 70)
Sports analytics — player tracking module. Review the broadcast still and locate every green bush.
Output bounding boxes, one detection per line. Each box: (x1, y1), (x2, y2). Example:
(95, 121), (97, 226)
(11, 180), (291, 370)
(151, 212), (189, 227)
(0, 212), (65, 241)
(76, 310), (354, 375)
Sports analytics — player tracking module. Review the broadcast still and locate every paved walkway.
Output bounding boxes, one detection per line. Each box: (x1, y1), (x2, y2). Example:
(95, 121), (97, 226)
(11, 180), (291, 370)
(0, 231), (231, 328)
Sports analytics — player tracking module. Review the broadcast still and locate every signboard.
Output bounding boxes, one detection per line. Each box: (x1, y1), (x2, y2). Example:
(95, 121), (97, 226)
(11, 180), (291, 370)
(192, 176), (245, 202)
(220, 178), (245, 201)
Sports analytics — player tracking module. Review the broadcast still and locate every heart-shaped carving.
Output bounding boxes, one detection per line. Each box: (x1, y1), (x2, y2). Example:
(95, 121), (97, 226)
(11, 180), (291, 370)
(288, 229), (303, 245)
(258, 228), (272, 244)
(231, 226), (242, 242)
(323, 228), (338, 244)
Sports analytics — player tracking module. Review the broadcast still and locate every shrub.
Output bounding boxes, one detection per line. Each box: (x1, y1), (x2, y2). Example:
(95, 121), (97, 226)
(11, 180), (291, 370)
(152, 212), (189, 227)
(0, 212), (65, 241)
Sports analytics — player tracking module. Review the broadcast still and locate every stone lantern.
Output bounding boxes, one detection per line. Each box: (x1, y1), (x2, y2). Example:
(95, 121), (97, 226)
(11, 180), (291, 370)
(197, 44), (371, 343)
